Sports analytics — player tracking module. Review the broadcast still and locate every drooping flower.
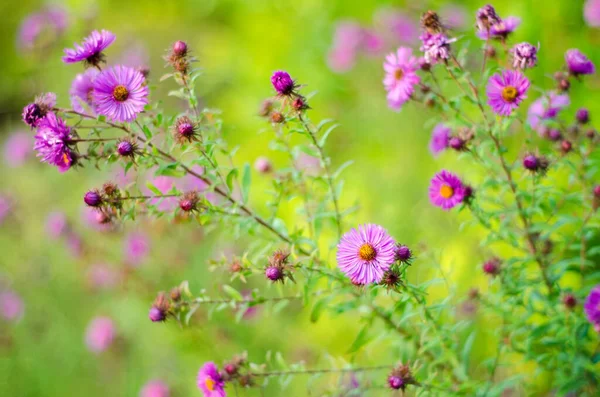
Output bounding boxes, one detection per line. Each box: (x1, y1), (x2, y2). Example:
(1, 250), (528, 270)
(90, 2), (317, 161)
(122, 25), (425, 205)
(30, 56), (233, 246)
(0, 290), (24, 321)
(3, 132), (32, 167)
(584, 285), (600, 332)
(84, 316), (115, 353)
(565, 49), (596, 76)
(140, 380), (170, 397)
(197, 362), (226, 397)
(429, 123), (451, 157)
(585, 0), (600, 27)
(62, 29), (116, 66)
(511, 42), (538, 69)
(486, 70), (530, 116)
(336, 224), (397, 284)
(527, 92), (570, 130)
(22, 92), (57, 128)
(383, 47), (421, 110)
(70, 68), (99, 113)
(93, 65), (149, 122)
(477, 17), (521, 40)
(33, 112), (74, 172)
(429, 170), (466, 210)
(419, 32), (456, 64)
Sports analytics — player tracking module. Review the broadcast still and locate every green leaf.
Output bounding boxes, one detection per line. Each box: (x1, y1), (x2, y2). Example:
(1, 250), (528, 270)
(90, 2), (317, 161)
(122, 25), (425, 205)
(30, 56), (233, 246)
(333, 160), (354, 179)
(310, 298), (328, 323)
(156, 162), (183, 177)
(461, 331), (476, 372)
(226, 168), (238, 192)
(145, 181), (163, 196)
(347, 324), (370, 354)
(318, 123), (339, 147)
(241, 163), (251, 204)
(222, 285), (243, 301)
(142, 125), (153, 139)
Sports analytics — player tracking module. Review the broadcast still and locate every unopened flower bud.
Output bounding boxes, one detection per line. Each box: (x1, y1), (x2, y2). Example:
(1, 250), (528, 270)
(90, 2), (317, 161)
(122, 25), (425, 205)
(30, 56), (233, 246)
(254, 157), (272, 173)
(173, 40), (188, 57)
(84, 190), (102, 207)
(560, 140), (572, 154)
(483, 258), (501, 277)
(576, 108), (590, 124)
(563, 293), (577, 309)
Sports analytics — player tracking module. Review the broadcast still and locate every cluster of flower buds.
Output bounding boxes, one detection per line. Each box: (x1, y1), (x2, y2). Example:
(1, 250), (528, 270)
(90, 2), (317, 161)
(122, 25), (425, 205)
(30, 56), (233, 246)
(264, 249), (294, 283)
(259, 70), (310, 124)
(149, 292), (171, 322)
(387, 363), (416, 390)
(84, 182), (122, 210)
(522, 153), (550, 174)
(220, 353), (251, 386)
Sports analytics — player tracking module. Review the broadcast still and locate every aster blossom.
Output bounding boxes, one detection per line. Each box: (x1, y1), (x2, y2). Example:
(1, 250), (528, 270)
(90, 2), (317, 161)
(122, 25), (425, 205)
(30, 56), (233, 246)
(511, 42), (538, 69)
(584, 285), (600, 332)
(383, 47), (421, 110)
(486, 70), (530, 116)
(70, 68), (99, 113)
(429, 123), (451, 157)
(527, 92), (570, 130)
(34, 112), (74, 172)
(84, 316), (115, 353)
(565, 49), (595, 76)
(429, 170), (466, 210)
(477, 16), (520, 40)
(476, 5), (501, 32)
(22, 92), (56, 128)
(419, 32), (456, 64)
(93, 65), (149, 122)
(140, 380), (170, 397)
(62, 29), (116, 66)
(197, 362), (226, 397)
(336, 224), (397, 284)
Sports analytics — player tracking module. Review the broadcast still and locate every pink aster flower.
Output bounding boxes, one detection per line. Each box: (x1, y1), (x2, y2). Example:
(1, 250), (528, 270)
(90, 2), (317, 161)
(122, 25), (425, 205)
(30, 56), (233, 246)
(63, 29), (115, 65)
(419, 32), (456, 64)
(17, 6), (68, 51)
(486, 70), (530, 116)
(375, 10), (419, 43)
(429, 123), (451, 157)
(84, 316), (115, 353)
(124, 232), (150, 266)
(440, 4), (468, 30)
(34, 112), (74, 172)
(527, 92), (570, 130)
(429, 170), (466, 210)
(477, 16), (521, 40)
(3, 132), (32, 167)
(383, 47), (420, 110)
(0, 290), (24, 321)
(565, 49), (596, 76)
(140, 380), (170, 397)
(197, 362), (226, 397)
(336, 224), (397, 285)
(93, 65), (148, 122)
(70, 68), (99, 113)
(585, 0), (600, 27)
(46, 211), (68, 238)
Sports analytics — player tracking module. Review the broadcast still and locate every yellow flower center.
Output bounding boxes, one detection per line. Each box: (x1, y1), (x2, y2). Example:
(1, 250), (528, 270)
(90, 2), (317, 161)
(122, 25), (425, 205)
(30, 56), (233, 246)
(440, 184), (454, 199)
(358, 243), (377, 261)
(112, 85), (130, 102)
(394, 69), (404, 80)
(205, 378), (215, 391)
(62, 153), (71, 165)
(501, 86), (518, 103)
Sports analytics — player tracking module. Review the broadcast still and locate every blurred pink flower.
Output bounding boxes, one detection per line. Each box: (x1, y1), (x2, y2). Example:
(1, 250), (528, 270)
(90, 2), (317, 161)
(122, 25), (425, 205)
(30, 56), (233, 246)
(66, 233), (83, 258)
(124, 231), (150, 266)
(441, 5), (468, 30)
(46, 211), (68, 238)
(148, 176), (178, 211)
(81, 207), (114, 232)
(17, 6), (68, 51)
(87, 264), (119, 290)
(85, 316), (115, 353)
(3, 132), (32, 167)
(295, 153), (321, 176)
(140, 380), (170, 397)
(0, 195), (12, 225)
(375, 10), (418, 43)
(585, 0), (600, 27)
(0, 290), (24, 321)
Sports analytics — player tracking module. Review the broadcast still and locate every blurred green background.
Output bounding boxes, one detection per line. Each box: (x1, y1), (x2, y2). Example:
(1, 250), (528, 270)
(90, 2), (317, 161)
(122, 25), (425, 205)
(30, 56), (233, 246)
(0, 0), (598, 395)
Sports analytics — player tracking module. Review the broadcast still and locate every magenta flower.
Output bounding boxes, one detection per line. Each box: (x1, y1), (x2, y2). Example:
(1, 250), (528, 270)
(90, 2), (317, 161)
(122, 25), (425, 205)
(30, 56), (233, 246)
(440, 5), (468, 30)
(93, 65), (148, 122)
(584, 285), (600, 332)
(197, 362), (226, 397)
(34, 112), (74, 172)
(85, 316), (115, 353)
(22, 92), (56, 128)
(383, 47), (420, 110)
(254, 156), (272, 173)
(585, 0), (600, 27)
(63, 29), (115, 65)
(0, 290), (24, 321)
(486, 70), (530, 116)
(419, 32), (456, 64)
(429, 123), (451, 157)
(327, 47), (357, 73)
(477, 17), (520, 40)
(124, 232), (150, 266)
(527, 92), (570, 130)
(3, 132), (32, 167)
(565, 49), (596, 76)
(511, 42), (538, 69)
(376, 10), (418, 43)
(336, 224), (397, 285)
(327, 21), (363, 73)
(271, 71), (296, 96)
(429, 170), (466, 210)
(70, 68), (99, 113)
(140, 380), (170, 397)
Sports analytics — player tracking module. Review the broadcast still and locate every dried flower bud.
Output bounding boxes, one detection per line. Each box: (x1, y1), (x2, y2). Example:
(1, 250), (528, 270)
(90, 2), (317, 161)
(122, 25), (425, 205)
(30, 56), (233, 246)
(421, 10), (443, 33)
(381, 269), (402, 290)
(179, 191), (200, 213)
(270, 112), (285, 124)
(558, 79), (570, 92)
(292, 97), (308, 111)
(149, 292), (170, 322)
(259, 100), (273, 117)
(170, 287), (181, 302)
(560, 140), (572, 154)
(576, 108), (590, 124)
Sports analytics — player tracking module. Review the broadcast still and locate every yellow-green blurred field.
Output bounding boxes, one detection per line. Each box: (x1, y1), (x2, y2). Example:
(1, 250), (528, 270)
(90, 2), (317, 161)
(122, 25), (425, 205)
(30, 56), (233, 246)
(0, 0), (599, 395)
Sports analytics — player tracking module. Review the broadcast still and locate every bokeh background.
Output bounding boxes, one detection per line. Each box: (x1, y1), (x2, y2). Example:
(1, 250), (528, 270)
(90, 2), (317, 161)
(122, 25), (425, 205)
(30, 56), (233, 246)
(0, 0), (599, 395)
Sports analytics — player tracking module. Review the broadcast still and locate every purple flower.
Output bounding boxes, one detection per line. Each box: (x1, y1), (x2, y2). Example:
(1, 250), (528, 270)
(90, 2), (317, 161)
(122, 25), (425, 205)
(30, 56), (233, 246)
(3, 132), (32, 167)
(383, 47), (421, 110)
(46, 211), (68, 238)
(419, 32), (456, 64)
(149, 307), (166, 322)
(17, 6), (68, 51)
(336, 224), (396, 285)
(327, 47), (357, 73)
(511, 42), (538, 69)
(376, 10), (419, 43)
(271, 71), (296, 96)
(584, 285), (600, 332)
(84, 191), (102, 207)
(477, 17), (521, 40)
(70, 68), (99, 113)
(429, 170), (466, 210)
(585, 0), (600, 27)
(93, 65), (149, 122)
(140, 380), (170, 397)
(486, 70), (530, 116)
(476, 5), (501, 32)
(254, 157), (272, 173)
(34, 112), (74, 172)
(576, 108), (590, 124)
(62, 29), (116, 65)
(388, 376), (404, 390)
(395, 244), (413, 263)
(527, 92), (570, 130)
(197, 362), (226, 397)
(124, 232), (150, 266)
(0, 290), (24, 321)
(327, 21), (363, 73)
(22, 92), (57, 128)
(429, 123), (451, 157)
(565, 49), (596, 76)
(84, 316), (115, 353)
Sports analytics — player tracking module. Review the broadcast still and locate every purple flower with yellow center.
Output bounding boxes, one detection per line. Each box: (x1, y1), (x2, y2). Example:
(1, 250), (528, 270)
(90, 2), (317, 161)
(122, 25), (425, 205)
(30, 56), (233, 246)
(429, 123), (451, 157)
(70, 68), (99, 113)
(584, 285), (600, 332)
(62, 29), (116, 66)
(33, 112), (74, 172)
(585, 0), (600, 27)
(419, 32), (456, 64)
(477, 16), (521, 40)
(565, 49), (596, 76)
(527, 92), (570, 130)
(336, 224), (397, 284)
(93, 65), (149, 122)
(197, 362), (226, 397)
(511, 42), (538, 69)
(429, 170), (466, 210)
(486, 70), (530, 116)
(383, 47), (421, 110)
